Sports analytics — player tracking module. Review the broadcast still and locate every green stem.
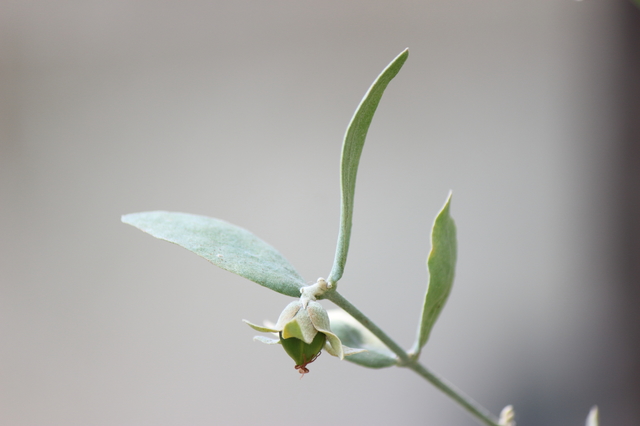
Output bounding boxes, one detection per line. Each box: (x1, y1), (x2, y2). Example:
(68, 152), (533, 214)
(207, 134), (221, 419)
(407, 363), (500, 426)
(326, 290), (500, 426)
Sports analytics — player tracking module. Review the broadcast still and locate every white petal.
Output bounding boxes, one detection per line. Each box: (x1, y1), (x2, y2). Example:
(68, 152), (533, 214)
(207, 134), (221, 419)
(274, 301), (302, 330)
(253, 335), (281, 345)
(281, 308), (317, 344)
(343, 345), (367, 356)
(243, 319), (279, 333)
(322, 330), (345, 359)
(306, 301), (331, 331)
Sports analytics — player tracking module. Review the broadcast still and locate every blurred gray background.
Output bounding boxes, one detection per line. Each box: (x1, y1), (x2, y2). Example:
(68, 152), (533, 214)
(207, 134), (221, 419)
(1, 1), (639, 425)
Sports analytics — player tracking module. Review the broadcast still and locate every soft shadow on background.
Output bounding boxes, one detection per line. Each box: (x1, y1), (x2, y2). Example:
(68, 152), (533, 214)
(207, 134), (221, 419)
(1, 1), (639, 425)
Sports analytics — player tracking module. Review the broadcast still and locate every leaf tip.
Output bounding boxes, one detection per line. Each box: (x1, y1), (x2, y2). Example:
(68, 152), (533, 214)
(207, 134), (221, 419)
(393, 48), (409, 67)
(440, 191), (453, 216)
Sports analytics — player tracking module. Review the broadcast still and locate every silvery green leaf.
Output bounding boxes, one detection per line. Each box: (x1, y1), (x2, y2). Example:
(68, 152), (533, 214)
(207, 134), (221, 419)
(122, 211), (305, 297)
(411, 192), (457, 356)
(328, 309), (397, 368)
(328, 49), (409, 285)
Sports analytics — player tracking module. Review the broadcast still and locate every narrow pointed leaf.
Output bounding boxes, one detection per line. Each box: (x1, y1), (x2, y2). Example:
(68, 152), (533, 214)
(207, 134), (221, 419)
(328, 49), (409, 284)
(328, 309), (397, 368)
(122, 211), (305, 297)
(411, 192), (457, 355)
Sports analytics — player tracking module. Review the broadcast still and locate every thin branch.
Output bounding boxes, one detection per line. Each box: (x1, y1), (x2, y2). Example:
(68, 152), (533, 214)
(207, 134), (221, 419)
(327, 290), (500, 426)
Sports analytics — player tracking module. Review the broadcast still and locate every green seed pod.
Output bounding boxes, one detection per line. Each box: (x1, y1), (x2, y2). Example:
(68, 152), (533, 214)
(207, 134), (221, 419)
(280, 331), (326, 374)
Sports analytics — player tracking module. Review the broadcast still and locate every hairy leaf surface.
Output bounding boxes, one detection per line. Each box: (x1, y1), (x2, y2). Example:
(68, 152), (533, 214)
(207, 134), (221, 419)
(122, 211), (304, 297)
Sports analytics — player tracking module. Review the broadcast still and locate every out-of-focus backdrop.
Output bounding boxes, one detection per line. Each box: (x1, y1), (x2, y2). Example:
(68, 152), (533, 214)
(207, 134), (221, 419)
(2, 1), (639, 425)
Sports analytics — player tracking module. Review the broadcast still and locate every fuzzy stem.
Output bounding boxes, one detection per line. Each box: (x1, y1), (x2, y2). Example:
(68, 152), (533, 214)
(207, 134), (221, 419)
(407, 363), (500, 426)
(326, 290), (500, 426)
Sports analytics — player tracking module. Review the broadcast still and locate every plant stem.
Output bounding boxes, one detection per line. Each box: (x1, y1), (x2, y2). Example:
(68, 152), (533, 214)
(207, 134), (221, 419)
(326, 290), (500, 426)
(407, 363), (500, 426)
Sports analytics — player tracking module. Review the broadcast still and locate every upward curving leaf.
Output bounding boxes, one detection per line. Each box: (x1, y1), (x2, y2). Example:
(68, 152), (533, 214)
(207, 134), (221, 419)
(411, 192), (457, 356)
(122, 211), (305, 297)
(328, 48), (409, 285)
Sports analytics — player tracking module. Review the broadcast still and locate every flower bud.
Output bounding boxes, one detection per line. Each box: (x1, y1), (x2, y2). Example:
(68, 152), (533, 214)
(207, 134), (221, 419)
(244, 299), (365, 376)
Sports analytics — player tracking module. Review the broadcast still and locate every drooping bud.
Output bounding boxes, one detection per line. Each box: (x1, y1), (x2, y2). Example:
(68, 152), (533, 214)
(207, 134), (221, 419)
(498, 405), (515, 426)
(243, 281), (366, 376)
(585, 406), (599, 426)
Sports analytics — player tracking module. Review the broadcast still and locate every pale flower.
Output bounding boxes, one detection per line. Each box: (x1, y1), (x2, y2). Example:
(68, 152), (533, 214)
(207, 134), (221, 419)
(244, 299), (364, 375)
